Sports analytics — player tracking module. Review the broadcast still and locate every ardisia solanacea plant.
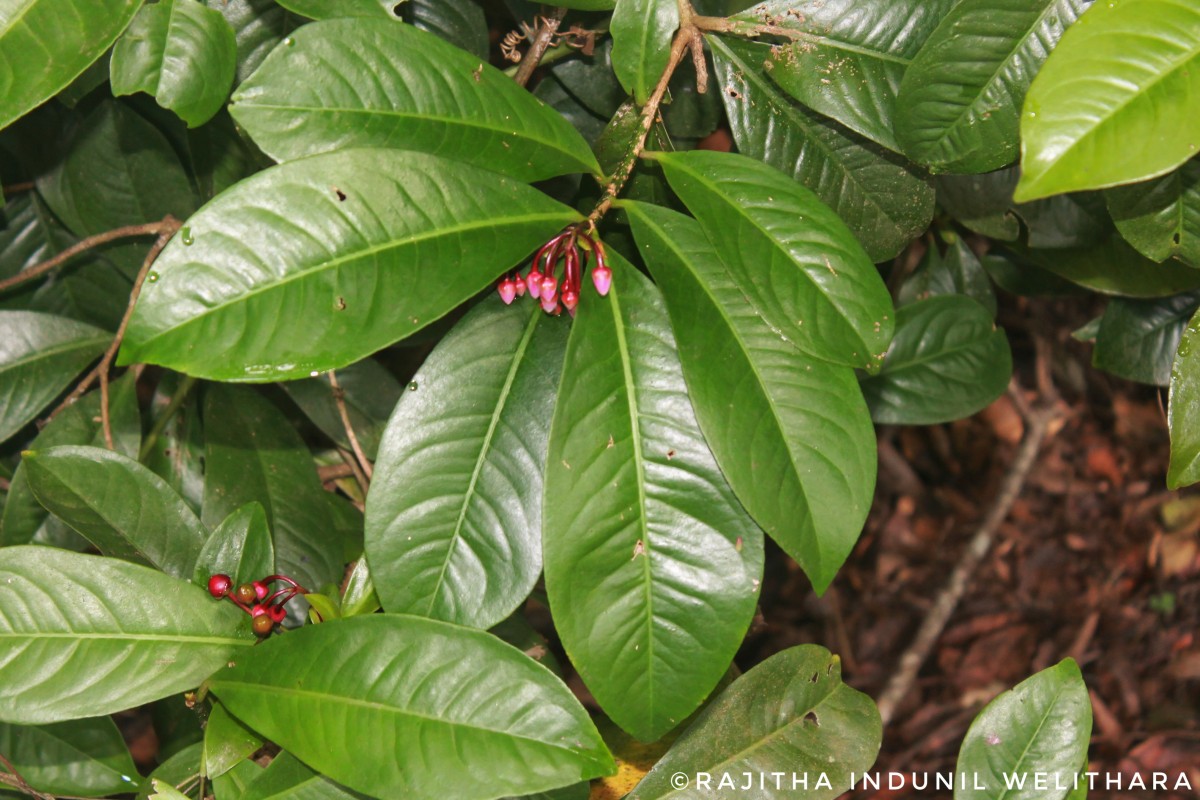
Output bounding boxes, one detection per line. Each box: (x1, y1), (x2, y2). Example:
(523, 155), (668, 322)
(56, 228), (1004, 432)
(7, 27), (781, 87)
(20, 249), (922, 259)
(0, 0), (1195, 797)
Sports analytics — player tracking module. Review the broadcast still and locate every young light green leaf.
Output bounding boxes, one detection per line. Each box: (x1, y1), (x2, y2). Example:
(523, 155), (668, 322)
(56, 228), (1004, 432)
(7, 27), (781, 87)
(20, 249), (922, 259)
(281, 359), (402, 461)
(1169, 309), (1200, 488)
(0, 717), (142, 796)
(628, 646), (881, 800)
(111, 0), (238, 128)
(896, 0), (1088, 174)
(954, 659), (1091, 800)
(1093, 293), (1200, 386)
(149, 778), (192, 800)
(208, 615), (615, 799)
(652, 149), (894, 369)
(192, 502), (275, 588)
(339, 559), (379, 617)
(0, 0), (142, 132)
(229, 19), (600, 181)
(1016, 0), (1200, 201)
(365, 297), (567, 630)
(0, 547), (254, 725)
(119, 148), (579, 381)
(543, 257), (764, 742)
(204, 703), (262, 781)
(1107, 157), (1200, 268)
(611, 0), (679, 106)
(625, 201), (874, 594)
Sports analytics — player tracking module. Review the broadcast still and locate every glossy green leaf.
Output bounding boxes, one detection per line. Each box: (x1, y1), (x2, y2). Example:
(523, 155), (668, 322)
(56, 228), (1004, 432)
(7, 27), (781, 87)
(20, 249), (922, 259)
(281, 359), (402, 461)
(23, 445), (209, 579)
(0, 717), (141, 796)
(899, 233), (997, 315)
(204, 703), (261, 780)
(0, 547), (254, 724)
(1016, 0), (1200, 201)
(0, 0), (142, 132)
(625, 201), (874, 593)
(206, 0), (300, 85)
(896, 0), (1087, 174)
(1016, 236), (1200, 297)
(0, 310), (108, 445)
(274, 0), (399, 18)
(193, 502), (275, 587)
(628, 646), (881, 800)
(119, 148), (579, 381)
(149, 779), (192, 800)
(365, 297), (567, 629)
(736, 0), (954, 153)
(141, 373), (204, 512)
(980, 251), (1087, 297)
(229, 19), (599, 181)
(240, 752), (367, 800)
(1093, 293), (1200, 386)
(936, 169), (1022, 240)
(860, 295), (1012, 425)
(111, 0), (238, 128)
(653, 149), (894, 369)
(201, 385), (341, 602)
(954, 659), (1091, 800)
(405, 0), (489, 60)
(1015, 192), (1111, 250)
(208, 615), (614, 799)
(711, 36), (934, 263)
(134, 743), (202, 800)
(552, 41), (628, 121)
(1169, 308), (1200, 487)
(611, 0), (678, 106)
(339, 559), (379, 617)
(1107, 157), (1200, 268)
(543, 258), (764, 742)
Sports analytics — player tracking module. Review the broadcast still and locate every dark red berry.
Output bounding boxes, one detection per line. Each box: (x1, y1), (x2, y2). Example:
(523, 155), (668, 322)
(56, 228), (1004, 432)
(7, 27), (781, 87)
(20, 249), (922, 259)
(252, 614), (274, 636)
(207, 574), (232, 598)
(235, 584), (257, 604)
(268, 605), (287, 623)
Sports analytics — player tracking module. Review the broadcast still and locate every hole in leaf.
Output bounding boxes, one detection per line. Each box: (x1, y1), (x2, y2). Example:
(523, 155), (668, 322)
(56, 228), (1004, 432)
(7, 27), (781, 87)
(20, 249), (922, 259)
(334, 188), (347, 202)
(810, 672), (819, 683)
(1174, 232), (1182, 245)
(803, 711), (820, 727)
(392, 2), (404, 17)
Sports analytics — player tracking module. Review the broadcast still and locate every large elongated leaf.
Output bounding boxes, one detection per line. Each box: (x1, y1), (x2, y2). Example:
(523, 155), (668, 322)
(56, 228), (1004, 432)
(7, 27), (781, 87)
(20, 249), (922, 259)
(240, 751), (367, 800)
(625, 201), (874, 593)
(628, 646), (881, 800)
(710, 36), (933, 263)
(0, 310), (108, 445)
(0, 717), (141, 796)
(405, 0), (489, 60)
(119, 148), (579, 381)
(1015, 0), (1200, 201)
(273, 0), (398, 18)
(204, 703), (261, 781)
(365, 297), (566, 629)
(206, 0), (300, 85)
(0, 0), (142, 132)
(1107, 157), (1200, 268)
(611, 0), (678, 106)
(1093, 293), (1200, 386)
(192, 502), (275, 587)
(1015, 236), (1200, 297)
(23, 445), (209, 579)
(0, 547), (254, 724)
(1169, 309), (1200, 488)
(229, 19), (599, 181)
(207, 615), (614, 799)
(895, 0), (1087, 174)
(543, 258), (764, 742)
(652, 149), (894, 369)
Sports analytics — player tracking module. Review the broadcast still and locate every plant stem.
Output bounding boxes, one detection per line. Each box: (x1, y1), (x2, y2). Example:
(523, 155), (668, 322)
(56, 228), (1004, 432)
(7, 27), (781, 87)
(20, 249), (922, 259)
(513, 7), (568, 88)
(139, 374), (199, 461)
(328, 370), (373, 481)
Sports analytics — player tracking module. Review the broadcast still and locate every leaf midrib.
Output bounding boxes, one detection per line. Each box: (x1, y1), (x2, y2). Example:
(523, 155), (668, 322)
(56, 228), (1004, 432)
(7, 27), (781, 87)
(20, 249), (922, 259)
(992, 679), (1073, 800)
(0, 335), (108, 373)
(0, 631), (252, 646)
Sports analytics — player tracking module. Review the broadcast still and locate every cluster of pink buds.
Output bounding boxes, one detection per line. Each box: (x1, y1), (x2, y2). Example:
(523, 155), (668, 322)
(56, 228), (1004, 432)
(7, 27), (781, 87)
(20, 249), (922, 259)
(207, 573), (309, 637)
(497, 226), (612, 315)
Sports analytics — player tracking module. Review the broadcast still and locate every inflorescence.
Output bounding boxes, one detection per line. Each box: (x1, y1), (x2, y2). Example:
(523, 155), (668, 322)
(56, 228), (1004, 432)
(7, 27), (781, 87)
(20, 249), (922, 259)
(497, 226), (611, 315)
(207, 573), (310, 637)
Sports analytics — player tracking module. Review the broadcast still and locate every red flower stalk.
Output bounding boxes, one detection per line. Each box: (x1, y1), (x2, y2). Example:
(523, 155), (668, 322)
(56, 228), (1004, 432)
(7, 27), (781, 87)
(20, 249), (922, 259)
(496, 227), (612, 314)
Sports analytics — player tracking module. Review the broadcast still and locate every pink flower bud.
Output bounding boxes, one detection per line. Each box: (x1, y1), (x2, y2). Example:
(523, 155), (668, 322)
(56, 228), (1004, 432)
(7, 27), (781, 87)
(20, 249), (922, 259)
(541, 275), (558, 301)
(541, 293), (558, 313)
(513, 275), (527, 297)
(527, 268), (543, 299)
(562, 290), (579, 311)
(498, 278), (516, 305)
(592, 266), (612, 296)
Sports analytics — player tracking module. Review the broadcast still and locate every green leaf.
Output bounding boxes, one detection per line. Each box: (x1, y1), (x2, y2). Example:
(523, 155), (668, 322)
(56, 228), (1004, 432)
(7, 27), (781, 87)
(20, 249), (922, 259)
(628, 646), (881, 800)
(204, 703), (261, 781)
(0, 547), (255, 725)
(896, 0), (1087, 174)
(0, 0), (143, 132)
(736, 0), (954, 153)
(273, 0), (398, 18)
(652, 149), (894, 369)
(281, 359), (402, 461)
(193, 502), (275, 587)
(1016, 0), (1200, 201)
(119, 148), (579, 381)
(710, 36), (934, 263)
(365, 297), (567, 629)
(1093, 293), (1200, 386)
(240, 751), (366, 800)
(201, 385), (342, 603)
(229, 19), (599, 181)
(141, 373), (204, 512)
(206, 0), (300, 85)
(860, 295), (1012, 425)
(1016, 236), (1200, 297)
(543, 258), (764, 742)
(339, 559), (379, 617)
(898, 233), (997, 316)
(405, 0), (489, 60)
(611, 0), (679, 106)
(135, 742), (202, 800)
(23, 445), (209, 579)
(149, 778), (193, 800)
(207, 615), (615, 799)
(936, 170), (1022, 241)
(1015, 192), (1111, 250)
(111, 0), (238, 128)
(1169, 309), (1200, 487)
(625, 201), (873, 593)
(0, 717), (142, 796)
(1107, 156), (1200, 267)
(0, 310), (108, 445)
(954, 659), (1091, 800)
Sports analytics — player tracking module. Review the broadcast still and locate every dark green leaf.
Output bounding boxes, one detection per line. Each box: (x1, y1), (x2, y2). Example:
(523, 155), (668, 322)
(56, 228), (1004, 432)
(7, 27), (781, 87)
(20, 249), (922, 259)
(611, 0), (679, 105)
(193, 502), (275, 588)
(229, 19), (600, 181)
(1015, 193), (1111, 250)
(185, 113), (262, 202)
(954, 659), (1091, 800)
(151, 696), (205, 763)
(898, 233), (997, 315)
(710, 36), (933, 263)
(896, 0), (1088, 174)
(860, 295), (1012, 425)
(653, 149), (894, 368)
(1170, 310), (1200, 487)
(0, 310), (108, 445)
(628, 646), (881, 800)
(135, 743), (202, 800)
(1016, 236), (1200, 297)
(365, 297), (566, 629)
(936, 170), (1022, 241)
(625, 201), (873, 593)
(206, 0), (300, 85)
(211, 760), (260, 800)
(119, 149), (579, 381)
(1016, 0), (1200, 200)
(240, 751), (367, 800)
(1093, 293), (1200, 386)
(142, 373), (204, 513)
(208, 615), (615, 799)
(281, 359), (402, 461)
(981, 251), (1084, 297)
(204, 703), (261, 781)
(0, 547), (254, 725)
(406, 0), (489, 60)
(1107, 156), (1200, 268)
(0, 717), (142, 796)
(543, 258), (764, 741)
(552, 41), (628, 121)
(23, 445), (209, 579)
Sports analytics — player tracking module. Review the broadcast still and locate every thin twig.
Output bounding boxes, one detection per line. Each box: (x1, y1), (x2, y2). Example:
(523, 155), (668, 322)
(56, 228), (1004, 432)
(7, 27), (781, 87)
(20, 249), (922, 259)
(0, 753), (52, 800)
(337, 446), (369, 501)
(2, 181), (34, 197)
(513, 8), (568, 88)
(318, 462), (357, 483)
(0, 476), (10, 493)
(328, 370), (372, 481)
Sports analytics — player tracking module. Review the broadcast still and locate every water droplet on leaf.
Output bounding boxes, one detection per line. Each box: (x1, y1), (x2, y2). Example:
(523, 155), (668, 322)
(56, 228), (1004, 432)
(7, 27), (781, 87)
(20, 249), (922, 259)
(147, 272), (159, 283)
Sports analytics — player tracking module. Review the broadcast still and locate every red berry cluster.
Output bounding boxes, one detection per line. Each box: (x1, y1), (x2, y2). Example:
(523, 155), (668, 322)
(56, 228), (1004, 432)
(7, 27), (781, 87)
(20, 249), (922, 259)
(497, 226), (611, 315)
(207, 573), (308, 637)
